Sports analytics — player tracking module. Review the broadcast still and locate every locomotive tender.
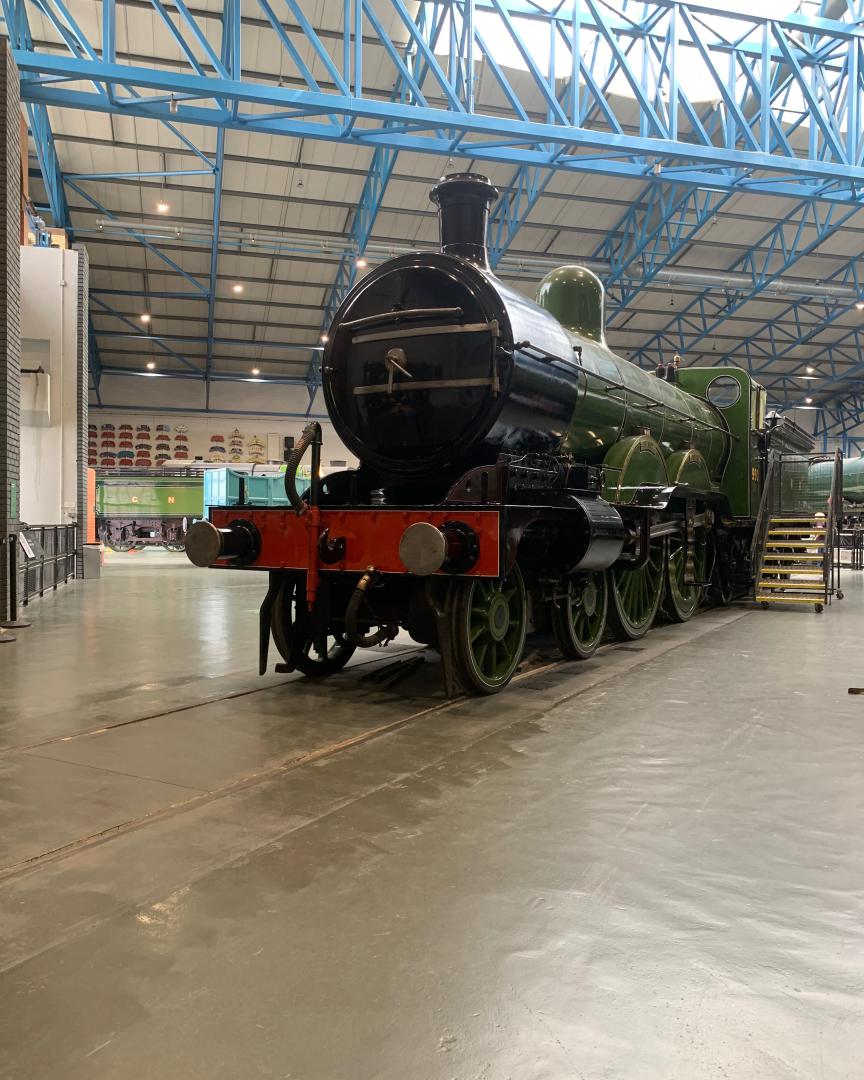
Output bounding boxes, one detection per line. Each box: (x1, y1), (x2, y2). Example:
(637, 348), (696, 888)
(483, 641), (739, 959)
(185, 173), (801, 694)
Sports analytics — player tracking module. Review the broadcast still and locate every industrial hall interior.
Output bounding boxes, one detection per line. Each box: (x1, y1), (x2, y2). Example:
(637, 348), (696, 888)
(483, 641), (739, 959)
(1, 1), (864, 1077)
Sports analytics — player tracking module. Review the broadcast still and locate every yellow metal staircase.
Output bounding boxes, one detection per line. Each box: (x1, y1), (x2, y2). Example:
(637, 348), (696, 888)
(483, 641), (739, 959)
(755, 516), (828, 612)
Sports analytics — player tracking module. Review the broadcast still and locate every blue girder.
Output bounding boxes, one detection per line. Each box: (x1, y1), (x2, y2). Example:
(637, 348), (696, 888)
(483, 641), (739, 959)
(699, 244), (864, 412)
(305, 0), (452, 407)
(627, 195), (863, 369)
(7, 0), (864, 428)
(0, 0), (106, 399)
(812, 393), (864, 448)
(600, 185), (733, 313)
(9, 2), (864, 202)
(304, 142), (398, 407)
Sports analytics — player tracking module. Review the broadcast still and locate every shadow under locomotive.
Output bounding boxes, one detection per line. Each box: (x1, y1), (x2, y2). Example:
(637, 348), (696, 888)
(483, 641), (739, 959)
(185, 172), (803, 696)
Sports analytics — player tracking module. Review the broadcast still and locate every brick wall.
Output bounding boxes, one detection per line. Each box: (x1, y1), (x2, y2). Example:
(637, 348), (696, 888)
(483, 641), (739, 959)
(0, 47), (21, 618)
(74, 245), (88, 575)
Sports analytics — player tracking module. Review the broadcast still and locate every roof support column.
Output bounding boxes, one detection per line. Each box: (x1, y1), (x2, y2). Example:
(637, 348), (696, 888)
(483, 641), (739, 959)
(0, 45), (22, 624)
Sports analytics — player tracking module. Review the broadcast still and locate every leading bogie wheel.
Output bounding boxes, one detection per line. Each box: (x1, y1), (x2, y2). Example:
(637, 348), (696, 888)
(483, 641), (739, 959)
(552, 571), (608, 660)
(608, 539), (666, 640)
(451, 563), (528, 695)
(271, 577), (356, 677)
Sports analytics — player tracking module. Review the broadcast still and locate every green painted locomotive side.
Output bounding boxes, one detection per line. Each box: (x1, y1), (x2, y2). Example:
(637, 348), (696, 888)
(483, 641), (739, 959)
(674, 367), (759, 517)
(809, 457), (864, 504)
(96, 475), (204, 518)
(562, 334), (729, 478)
(537, 266), (758, 517)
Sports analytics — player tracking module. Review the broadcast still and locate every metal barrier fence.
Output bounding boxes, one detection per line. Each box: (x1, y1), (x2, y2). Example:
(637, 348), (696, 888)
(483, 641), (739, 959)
(8, 525), (77, 617)
(838, 527), (864, 570)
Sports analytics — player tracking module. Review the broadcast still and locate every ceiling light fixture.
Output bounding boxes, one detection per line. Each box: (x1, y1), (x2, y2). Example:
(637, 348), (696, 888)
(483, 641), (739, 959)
(857, 301), (864, 310)
(140, 313), (151, 324)
(320, 333), (329, 343)
(232, 283), (244, 294)
(805, 396), (813, 404)
(355, 257), (367, 268)
(806, 366), (814, 374)
(156, 152), (170, 216)
(146, 361), (156, 370)
(251, 367), (260, 375)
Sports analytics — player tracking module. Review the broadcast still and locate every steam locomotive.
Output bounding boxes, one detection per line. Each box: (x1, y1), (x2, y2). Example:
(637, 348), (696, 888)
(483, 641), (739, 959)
(185, 173), (809, 694)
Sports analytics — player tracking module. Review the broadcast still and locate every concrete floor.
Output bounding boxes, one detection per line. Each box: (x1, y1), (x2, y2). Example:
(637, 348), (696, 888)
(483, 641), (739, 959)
(1, 551), (862, 1079)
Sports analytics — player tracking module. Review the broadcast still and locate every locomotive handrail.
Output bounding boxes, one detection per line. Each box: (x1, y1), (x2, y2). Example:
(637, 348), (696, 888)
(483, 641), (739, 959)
(352, 321), (494, 346)
(352, 316), (502, 397)
(516, 339), (735, 439)
(340, 307), (463, 331)
(751, 450), (779, 573)
(354, 376), (497, 396)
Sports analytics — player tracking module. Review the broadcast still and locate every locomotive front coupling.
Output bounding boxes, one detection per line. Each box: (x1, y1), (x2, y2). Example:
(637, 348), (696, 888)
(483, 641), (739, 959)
(398, 520), (480, 575)
(185, 518), (260, 567)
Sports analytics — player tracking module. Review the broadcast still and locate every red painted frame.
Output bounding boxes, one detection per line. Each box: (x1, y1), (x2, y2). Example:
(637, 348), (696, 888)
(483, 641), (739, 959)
(208, 506), (502, 577)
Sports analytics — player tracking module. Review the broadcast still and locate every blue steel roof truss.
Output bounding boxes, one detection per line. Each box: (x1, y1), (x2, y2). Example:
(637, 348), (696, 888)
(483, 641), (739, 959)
(3, 0), (864, 425)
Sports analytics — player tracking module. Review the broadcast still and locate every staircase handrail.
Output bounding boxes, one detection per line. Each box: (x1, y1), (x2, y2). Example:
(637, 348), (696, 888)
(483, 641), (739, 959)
(824, 448), (842, 603)
(751, 451), (780, 590)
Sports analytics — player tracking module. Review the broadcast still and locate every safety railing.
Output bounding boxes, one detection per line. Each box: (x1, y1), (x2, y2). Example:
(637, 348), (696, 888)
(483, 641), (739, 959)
(751, 450), (842, 606)
(824, 450), (843, 604)
(8, 525), (78, 618)
(837, 524), (864, 570)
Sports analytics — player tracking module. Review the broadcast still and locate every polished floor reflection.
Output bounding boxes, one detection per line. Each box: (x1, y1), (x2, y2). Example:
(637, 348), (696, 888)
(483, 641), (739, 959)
(0, 552), (862, 1079)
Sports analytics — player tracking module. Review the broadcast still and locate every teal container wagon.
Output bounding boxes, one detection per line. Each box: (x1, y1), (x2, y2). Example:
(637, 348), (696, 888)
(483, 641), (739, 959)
(203, 468), (294, 517)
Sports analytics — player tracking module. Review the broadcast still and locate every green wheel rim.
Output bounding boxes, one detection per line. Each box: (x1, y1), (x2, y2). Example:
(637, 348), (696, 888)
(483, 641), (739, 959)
(610, 539), (665, 639)
(454, 564), (527, 693)
(553, 571), (608, 659)
(665, 530), (706, 622)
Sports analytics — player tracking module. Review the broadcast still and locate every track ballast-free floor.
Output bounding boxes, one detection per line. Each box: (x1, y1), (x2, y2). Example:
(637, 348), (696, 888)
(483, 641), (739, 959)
(0, 552), (861, 1079)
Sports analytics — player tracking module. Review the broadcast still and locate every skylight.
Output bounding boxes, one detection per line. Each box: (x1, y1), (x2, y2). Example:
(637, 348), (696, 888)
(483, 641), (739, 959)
(425, 1), (837, 125)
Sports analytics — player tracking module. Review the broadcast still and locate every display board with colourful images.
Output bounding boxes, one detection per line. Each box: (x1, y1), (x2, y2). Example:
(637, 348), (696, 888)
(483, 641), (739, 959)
(88, 422), (270, 467)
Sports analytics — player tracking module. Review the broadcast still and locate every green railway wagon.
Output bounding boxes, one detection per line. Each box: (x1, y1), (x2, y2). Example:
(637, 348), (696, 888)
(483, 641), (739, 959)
(809, 456), (864, 505)
(96, 471), (204, 550)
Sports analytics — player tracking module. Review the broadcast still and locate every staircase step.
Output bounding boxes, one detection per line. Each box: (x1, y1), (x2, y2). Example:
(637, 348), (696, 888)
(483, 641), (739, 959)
(764, 542), (824, 549)
(760, 570), (825, 578)
(762, 554), (824, 562)
(767, 529), (825, 536)
(756, 595), (825, 604)
(757, 582), (824, 591)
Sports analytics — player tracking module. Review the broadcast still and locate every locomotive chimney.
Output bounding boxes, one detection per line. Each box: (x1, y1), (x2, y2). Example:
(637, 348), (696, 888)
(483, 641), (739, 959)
(430, 172), (499, 268)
